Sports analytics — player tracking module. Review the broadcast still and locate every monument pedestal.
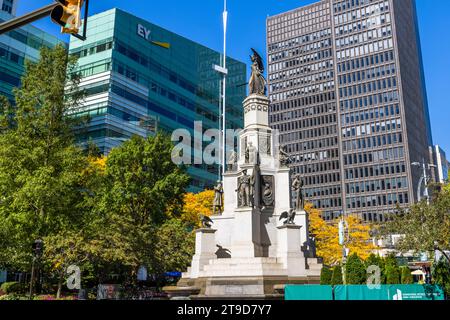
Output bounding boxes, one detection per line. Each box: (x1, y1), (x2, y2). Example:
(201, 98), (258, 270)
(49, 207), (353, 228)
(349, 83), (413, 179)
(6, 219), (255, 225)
(185, 229), (217, 279)
(277, 225), (306, 277)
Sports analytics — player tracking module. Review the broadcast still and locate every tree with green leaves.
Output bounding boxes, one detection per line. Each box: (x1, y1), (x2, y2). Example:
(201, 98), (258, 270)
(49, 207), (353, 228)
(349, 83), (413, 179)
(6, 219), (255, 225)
(432, 257), (450, 298)
(345, 253), (366, 285)
(151, 219), (195, 277)
(95, 134), (190, 281)
(0, 45), (88, 273)
(331, 265), (343, 286)
(384, 190), (450, 264)
(400, 266), (413, 284)
(385, 265), (400, 284)
(320, 266), (333, 285)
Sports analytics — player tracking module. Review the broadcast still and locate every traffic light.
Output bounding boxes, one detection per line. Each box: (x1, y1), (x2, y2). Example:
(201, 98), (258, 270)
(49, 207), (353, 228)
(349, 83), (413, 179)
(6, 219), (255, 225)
(51, 0), (84, 35)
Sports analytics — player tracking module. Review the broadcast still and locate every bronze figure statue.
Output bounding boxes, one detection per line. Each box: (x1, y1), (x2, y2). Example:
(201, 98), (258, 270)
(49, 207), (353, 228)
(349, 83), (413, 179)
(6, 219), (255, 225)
(279, 209), (296, 225)
(236, 169), (252, 207)
(212, 181), (224, 215)
(200, 215), (214, 229)
(279, 145), (292, 167)
(249, 48), (267, 96)
(292, 175), (305, 210)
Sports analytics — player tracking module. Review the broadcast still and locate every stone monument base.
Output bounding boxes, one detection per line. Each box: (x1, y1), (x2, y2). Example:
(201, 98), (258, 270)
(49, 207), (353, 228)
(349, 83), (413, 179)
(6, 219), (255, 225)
(169, 274), (320, 300)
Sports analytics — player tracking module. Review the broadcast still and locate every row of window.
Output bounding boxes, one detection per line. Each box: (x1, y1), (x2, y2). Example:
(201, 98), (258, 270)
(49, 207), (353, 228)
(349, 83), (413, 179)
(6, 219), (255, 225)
(269, 48), (333, 73)
(339, 76), (397, 98)
(340, 90), (399, 111)
(344, 162), (407, 180)
(305, 185), (342, 197)
(342, 118), (402, 138)
(333, 0), (386, 14)
(343, 147), (405, 166)
(269, 38), (332, 63)
(341, 104), (400, 125)
(334, 5), (390, 27)
(296, 160), (341, 175)
(342, 132), (403, 152)
(271, 101), (336, 115)
(346, 192), (409, 209)
(337, 50), (395, 73)
(267, 28), (332, 53)
(271, 86), (336, 103)
(269, 59), (334, 82)
(310, 197), (342, 210)
(336, 25), (392, 49)
(294, 148), (340, 162)
(270, 70), (334, 92)
(346, 176), (408, 194)
(286, 136), (338, 152)
(338, 63), (396, 86)
(337, 38), (394, 61)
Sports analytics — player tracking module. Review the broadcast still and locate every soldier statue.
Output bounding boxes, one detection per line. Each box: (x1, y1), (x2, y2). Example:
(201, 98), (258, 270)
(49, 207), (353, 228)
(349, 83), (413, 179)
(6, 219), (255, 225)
(212, 181), (224, 215)
(292, 175), (305, 210)
(279, 145), (291, 167)
(236, 169), (252, 207)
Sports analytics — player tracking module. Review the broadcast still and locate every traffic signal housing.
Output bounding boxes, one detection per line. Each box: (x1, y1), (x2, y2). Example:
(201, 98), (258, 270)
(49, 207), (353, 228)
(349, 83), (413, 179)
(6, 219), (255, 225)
(51, 0), (84, 35)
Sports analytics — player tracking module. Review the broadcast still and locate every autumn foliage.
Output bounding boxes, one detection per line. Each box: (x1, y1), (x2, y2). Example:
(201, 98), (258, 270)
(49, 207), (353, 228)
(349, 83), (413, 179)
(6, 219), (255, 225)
(306, 202), (377, 266)
(178, 190), (215, 227)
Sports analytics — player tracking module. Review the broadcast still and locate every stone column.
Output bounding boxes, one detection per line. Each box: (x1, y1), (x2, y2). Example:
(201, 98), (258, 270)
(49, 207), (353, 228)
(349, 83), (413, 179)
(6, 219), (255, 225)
(189, 228), (217, 279)
(277, 225), (306, 277)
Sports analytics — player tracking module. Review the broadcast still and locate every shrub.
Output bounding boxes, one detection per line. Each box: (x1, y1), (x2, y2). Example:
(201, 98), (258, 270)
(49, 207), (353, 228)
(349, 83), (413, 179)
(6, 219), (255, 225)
(401, 266), (413, 284)
(331, 265), (343, 286)
(320, 266), (332, 285)
(345, 253), (366, 285)
(432, 257), (450, 298)
(0, 282), (21, 294)
(385, 265), (401, 284)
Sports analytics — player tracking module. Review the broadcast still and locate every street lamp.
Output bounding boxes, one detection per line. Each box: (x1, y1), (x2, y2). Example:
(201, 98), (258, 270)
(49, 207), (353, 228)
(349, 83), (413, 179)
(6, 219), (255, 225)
(411, 160), (437, 205)
(29, 239), (44, 300)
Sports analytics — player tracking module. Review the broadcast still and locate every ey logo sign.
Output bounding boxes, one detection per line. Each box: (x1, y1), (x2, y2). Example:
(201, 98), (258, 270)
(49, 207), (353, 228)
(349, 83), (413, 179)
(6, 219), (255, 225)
(137, 24), (170, 49)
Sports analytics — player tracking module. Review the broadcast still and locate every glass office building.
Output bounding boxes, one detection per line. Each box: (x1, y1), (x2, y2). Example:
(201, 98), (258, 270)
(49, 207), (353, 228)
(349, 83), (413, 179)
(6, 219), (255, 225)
(267, 0), (433, 221)
(0, 0), (17, 16)
(69, 9), (246, 191)
(0, 6), (64, 104)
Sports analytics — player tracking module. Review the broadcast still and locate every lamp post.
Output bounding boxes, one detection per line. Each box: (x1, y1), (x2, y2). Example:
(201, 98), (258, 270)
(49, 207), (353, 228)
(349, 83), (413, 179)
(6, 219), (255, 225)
(339, 217), (349, 284)
(29, 239), (44, 300)
(213, 0), (229, 180)
(412, 160), (437, 205)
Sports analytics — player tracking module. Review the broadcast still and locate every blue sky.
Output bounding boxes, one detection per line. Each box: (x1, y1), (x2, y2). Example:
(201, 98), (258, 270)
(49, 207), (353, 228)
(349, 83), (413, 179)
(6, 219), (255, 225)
(18, 0), (450, 154)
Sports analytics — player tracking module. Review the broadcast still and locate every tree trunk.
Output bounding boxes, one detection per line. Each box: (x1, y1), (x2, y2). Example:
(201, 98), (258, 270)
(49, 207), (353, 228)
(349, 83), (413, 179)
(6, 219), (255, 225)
(56, 271), (64, 299)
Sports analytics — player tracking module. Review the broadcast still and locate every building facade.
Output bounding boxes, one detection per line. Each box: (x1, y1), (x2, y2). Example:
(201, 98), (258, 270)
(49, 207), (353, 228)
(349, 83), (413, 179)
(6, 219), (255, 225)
(69, 9), (246, 191)
(267, 0), (432, 221)
(1, 0), (17, 15)
(0, 8), (63, 104)
(433, 145), (448, 184)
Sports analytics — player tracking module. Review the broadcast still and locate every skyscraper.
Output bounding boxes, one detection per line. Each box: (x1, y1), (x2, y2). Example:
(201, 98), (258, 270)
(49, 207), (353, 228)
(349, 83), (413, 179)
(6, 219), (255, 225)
(1, 0), (17, 15)
(267, 0), (432, 221)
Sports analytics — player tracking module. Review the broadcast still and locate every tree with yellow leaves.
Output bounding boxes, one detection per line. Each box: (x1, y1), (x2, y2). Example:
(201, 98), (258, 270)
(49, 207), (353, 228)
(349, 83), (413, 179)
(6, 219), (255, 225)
(306, 203), (377, 266)
(175, 190), (215, 228)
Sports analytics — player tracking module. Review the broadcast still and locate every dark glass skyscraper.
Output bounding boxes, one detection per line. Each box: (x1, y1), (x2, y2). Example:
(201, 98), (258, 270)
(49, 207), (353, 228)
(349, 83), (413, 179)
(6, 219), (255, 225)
(267, 0), (432, 221)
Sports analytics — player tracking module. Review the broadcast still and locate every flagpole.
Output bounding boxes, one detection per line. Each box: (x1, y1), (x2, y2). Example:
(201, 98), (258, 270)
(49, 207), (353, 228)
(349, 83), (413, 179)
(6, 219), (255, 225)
(221, 0), (228, 179)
